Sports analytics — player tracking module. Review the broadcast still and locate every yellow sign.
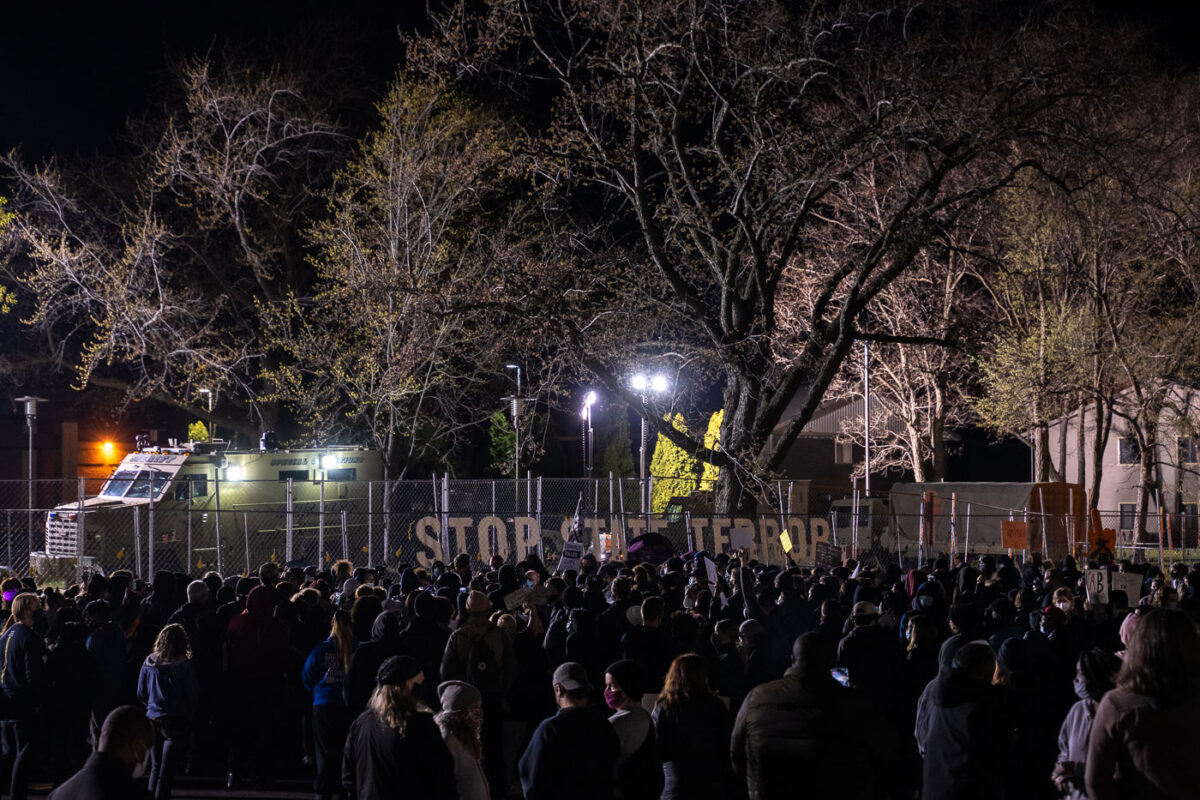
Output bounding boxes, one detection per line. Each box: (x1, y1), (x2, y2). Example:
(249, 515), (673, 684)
(779, 530), (794, 554)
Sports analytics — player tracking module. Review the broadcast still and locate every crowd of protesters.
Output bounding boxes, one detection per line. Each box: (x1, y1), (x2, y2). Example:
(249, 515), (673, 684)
(0, 544), (1194, 799)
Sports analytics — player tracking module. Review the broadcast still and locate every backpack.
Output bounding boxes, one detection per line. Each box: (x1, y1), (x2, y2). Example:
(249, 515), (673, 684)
(460, 627), (503, 695)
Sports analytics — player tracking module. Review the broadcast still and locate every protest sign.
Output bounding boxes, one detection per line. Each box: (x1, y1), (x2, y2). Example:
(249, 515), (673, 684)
(779, 530), (794, 554)
(1084, 569), (1109, 605)
(814, 541), (841, 568)
(729, 527), (754, 552)
(1001, 521), (1028, 550)
(1110, 571), (1144, 601)
(504, 584), (548, 610)
(557, 540), (585, 573)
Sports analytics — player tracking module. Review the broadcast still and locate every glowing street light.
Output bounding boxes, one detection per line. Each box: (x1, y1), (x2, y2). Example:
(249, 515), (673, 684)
(581, 391), (597, 478)
(629, 373), (670, 513)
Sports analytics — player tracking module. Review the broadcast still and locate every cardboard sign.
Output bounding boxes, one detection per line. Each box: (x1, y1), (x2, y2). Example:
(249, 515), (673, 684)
(1001, 521), (1028, 550)
(1084, 569), (1109, 605)
(556, 540), (585, 573)
(814, 541), (841, 568)
(504, 584), (548, 609)
(729, 527), (754, 552)
(779, 530), (795, 554)
(1110, 572), (1144, 602)
(702, 554), (719, 585)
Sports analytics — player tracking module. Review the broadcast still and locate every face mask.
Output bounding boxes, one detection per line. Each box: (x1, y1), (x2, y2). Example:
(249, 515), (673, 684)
(132, 747), (151, 779)
(604, 688), (626, 710)
(1073, 675), (1090, 701)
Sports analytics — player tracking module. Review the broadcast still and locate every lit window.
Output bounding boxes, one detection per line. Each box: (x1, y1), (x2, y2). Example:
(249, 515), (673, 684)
(1178, 437), (1199, 465)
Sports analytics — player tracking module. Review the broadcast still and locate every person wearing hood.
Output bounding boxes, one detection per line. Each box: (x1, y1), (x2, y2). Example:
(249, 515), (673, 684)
(919, 641), (1012, 800)
(733, 633), (882, 800)
(137, 624), (199, 800)
(1052, 648), (1120, 800)
(224, 584), (290, 788)
(0, 592), (47, 800)
(435, 680), (489, 800)
(343, 611), (405, 717)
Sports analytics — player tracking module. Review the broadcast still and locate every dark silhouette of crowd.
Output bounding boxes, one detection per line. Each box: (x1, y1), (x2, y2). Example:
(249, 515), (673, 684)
(0, 545), (1196, 799)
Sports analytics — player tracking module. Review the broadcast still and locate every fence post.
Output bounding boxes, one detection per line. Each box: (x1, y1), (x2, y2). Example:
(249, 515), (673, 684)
(133, 507), (143, 580)
(148, 479), (156, 579)
(318, 477), (326, 569)
(243, 512), (251, 576)
(341, 509), (349, 561)
(536, 476), (544, 560)
(214, 471), (223, 577)
(382, 480), (391, 564)
(441, 474), (451, 560)
(5, 509), (10, 573)
(186, 482), (194, 574)
(368, 481), (374, 567)
(285, 478), (294, 564)
(75, 477), (86, 584)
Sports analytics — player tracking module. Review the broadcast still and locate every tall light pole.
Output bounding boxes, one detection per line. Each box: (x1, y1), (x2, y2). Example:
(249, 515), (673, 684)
(631, 373), (670, 513)
(505, 364), (521, 513)
(581, 391), (597, 479)
(198, 388), (213, 442)
(15, 396), (47, 548)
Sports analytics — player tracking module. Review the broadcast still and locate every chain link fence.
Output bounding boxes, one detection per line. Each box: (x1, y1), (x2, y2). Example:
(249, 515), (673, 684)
(2, 477), (1196, 582)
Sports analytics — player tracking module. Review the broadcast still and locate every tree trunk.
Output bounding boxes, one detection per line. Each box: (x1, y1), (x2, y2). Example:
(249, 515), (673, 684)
(1075, 399), (1086, 487)
(930, 383), (948, 482)
(714, 374), (761, 515)
(1089, 394), (1111, 509)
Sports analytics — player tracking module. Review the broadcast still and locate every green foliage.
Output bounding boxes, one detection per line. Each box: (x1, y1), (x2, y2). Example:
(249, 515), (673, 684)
(596, 407), (635, 478)
(488, 410), (516, 475)
(649, 413), (700, 512)
(0, 197), (14, 314)
(188, 420), (210, 443)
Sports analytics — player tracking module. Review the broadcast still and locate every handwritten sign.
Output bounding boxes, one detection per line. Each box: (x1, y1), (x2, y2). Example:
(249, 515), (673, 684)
(1110, 572), (1143, 602)
(1084, 569), (1109, 605)
(1001, 521), (1028, 550)
(814, 541), (841, 569)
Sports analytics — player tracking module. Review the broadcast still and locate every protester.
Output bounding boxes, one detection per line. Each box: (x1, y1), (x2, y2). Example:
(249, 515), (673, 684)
(518, 662), (619, 800)
(604, 660), (661, 800)
(435, 680), (489, 800)
(1086, 608), (1200, 800)
(342, 656), (455, 800)
(1052, 648), (1120, 800)
(0, 592), (47, 800)
(137, 623), (200, 800)
(652, 653), (734, 800)
(919, 641), (1012, 800)
(303, 608), (356, 800)
(48, 706), (155, 800)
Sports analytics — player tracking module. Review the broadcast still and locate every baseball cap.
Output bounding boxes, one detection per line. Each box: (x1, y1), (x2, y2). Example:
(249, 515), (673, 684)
(852, 600), (879, 618)
(552, 661), (591, 692)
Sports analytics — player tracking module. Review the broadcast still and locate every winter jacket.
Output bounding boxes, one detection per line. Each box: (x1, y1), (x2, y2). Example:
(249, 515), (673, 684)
(342, 709), (456, 800)
(519, 705), (619, 800)
(302, 636), (353, 707)
(610, 705), (661, 800)
(86, 623), (127, 714)
(1085, 687), (1200, 800)
(137, 654), (200, 722)
(225, 586), (289, 682)
(1056, 698), (1097, 800)
(652, 694), (734, 800)
(732, 665), (881, 800)
(441, 617), (516, 695)
(0, 622), (47, 714)
(919, 669), (1012, 800)
(836, 623), (902, 710)
(435, 713), (490, 800)
(47, 751), (153, 800)
(343, 612), (404, 717)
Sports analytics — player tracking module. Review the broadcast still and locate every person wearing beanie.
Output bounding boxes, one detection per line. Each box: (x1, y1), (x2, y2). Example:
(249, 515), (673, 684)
(342, 656), (455, 800)
(435, 681), (489, 800)
(441, 590), (515, 800)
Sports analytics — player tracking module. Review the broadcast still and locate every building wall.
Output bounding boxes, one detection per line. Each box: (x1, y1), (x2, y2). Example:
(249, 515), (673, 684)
(1045, 387), (1200, 538)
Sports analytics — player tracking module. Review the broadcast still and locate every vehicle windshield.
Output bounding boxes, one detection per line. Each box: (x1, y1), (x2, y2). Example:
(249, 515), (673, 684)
(100, 469), (171, 500)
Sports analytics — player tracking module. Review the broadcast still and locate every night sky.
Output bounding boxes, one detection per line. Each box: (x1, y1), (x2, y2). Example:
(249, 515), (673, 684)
(2, 1), (1197, 160)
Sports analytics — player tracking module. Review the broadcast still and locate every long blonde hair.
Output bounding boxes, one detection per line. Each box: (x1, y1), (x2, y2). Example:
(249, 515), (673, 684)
(656, 653), (709, 712)
(153, 623), (191, 662)
(330, 609), (355, 671)
(369, 683), (419, 735)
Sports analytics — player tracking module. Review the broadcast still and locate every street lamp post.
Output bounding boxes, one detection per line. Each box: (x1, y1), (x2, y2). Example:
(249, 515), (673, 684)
(630, 374), (669, 514)
(198, 388), (213, 442)
(581, 391), (597, 479)
(505, 364), (521, 513)
(15, 396), (47, 551)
